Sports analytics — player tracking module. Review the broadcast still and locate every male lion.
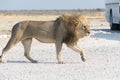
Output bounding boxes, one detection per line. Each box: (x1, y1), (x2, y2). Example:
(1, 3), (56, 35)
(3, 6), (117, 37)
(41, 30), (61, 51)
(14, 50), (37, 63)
(0, 14), (90, 64)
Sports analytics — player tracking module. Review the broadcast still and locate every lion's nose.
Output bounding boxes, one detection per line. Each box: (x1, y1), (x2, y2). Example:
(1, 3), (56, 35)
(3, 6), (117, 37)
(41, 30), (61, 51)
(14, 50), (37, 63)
(87, 31), (90, 34)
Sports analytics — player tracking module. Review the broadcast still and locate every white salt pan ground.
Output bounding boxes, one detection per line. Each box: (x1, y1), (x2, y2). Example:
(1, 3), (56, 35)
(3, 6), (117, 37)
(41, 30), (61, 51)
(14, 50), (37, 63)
(0, 26), (120, 80)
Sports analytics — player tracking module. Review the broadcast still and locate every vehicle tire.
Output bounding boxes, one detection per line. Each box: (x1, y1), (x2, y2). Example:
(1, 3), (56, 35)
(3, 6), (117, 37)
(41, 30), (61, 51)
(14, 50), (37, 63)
(118, 20), (120, 30)
(110, 23), (118, 30)
(118, 24), (120, 30)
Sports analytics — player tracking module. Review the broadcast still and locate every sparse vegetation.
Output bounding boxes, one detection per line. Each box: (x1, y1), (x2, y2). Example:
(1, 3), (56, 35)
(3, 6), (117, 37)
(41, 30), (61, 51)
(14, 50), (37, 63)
(0, 9), (107, 35)
(0, 9), (105, 16)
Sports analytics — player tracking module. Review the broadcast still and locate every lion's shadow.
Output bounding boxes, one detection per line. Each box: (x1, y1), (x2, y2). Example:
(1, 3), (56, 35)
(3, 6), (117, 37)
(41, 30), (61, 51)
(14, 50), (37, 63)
(6, 60), (81, 64)
(91, 28), (120, 41)
(7, 60), (57, 64)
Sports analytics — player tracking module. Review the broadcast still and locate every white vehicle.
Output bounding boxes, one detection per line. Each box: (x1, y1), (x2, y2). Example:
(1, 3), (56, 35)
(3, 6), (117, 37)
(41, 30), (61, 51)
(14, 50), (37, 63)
(105, 0), (120, 30)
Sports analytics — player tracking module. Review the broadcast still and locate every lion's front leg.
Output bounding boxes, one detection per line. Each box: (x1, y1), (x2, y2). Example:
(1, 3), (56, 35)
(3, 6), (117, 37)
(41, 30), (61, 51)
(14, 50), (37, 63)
(67, 44), (86, 62)
(76, 45), (86, 62)
(55, 42), (64, 64)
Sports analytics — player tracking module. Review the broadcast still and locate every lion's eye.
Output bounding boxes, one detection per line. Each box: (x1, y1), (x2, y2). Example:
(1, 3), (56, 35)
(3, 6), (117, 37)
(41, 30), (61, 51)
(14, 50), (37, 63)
(82, 26), (86, 30)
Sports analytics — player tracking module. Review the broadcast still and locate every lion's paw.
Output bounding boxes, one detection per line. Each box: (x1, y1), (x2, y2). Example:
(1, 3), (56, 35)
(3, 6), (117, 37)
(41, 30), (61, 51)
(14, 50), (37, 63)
(58, 61), (65, 64)
(81, 57), (86, 62)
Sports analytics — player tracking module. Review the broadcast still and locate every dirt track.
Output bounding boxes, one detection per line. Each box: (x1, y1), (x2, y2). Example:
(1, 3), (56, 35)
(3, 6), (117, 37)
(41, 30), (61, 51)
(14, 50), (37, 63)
(0, 26), (120, 80)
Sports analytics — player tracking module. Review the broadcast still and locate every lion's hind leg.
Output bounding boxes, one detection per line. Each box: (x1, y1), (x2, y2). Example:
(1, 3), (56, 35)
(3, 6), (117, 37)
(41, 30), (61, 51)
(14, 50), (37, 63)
(22, 38), (38, 63)
(0, 38), (15, 63)
(0, 33), (22, 63)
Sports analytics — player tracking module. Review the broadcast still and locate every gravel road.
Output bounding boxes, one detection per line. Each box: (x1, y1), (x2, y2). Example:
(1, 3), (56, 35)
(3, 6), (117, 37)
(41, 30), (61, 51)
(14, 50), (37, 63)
(0, 26), (120, 80)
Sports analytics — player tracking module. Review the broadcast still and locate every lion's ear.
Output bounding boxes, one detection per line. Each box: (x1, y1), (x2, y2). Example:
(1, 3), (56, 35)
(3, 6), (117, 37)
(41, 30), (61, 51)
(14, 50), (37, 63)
(71, 18), (81, 28)
(79, 21), (83, 27)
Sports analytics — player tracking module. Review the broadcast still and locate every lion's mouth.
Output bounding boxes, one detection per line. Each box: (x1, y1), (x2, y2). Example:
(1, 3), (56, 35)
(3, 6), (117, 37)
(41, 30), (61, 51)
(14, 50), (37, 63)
(86, 34), (90, 36)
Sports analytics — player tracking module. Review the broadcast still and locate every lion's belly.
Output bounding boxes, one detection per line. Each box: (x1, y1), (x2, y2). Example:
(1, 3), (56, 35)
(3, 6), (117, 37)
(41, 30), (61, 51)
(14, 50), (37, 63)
(35, 36), (55, 43)
(33, 31), (55, 43)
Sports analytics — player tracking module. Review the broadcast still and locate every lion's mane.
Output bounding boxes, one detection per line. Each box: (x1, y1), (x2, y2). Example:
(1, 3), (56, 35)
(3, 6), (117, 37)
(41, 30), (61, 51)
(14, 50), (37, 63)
(54, 14), (83, 44)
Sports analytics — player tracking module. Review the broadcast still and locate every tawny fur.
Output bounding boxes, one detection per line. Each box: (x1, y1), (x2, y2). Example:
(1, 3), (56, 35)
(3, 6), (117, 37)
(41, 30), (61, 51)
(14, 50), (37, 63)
(0, 14), (90, 63)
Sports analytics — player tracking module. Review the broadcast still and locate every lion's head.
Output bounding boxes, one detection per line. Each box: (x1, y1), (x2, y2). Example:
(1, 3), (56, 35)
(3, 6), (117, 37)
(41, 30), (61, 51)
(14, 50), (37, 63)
(54, 14), (90, 44)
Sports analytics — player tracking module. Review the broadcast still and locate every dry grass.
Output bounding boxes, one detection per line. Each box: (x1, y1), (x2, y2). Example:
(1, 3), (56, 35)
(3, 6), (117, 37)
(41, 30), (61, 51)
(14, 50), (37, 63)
(0, 11), (109, 35)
